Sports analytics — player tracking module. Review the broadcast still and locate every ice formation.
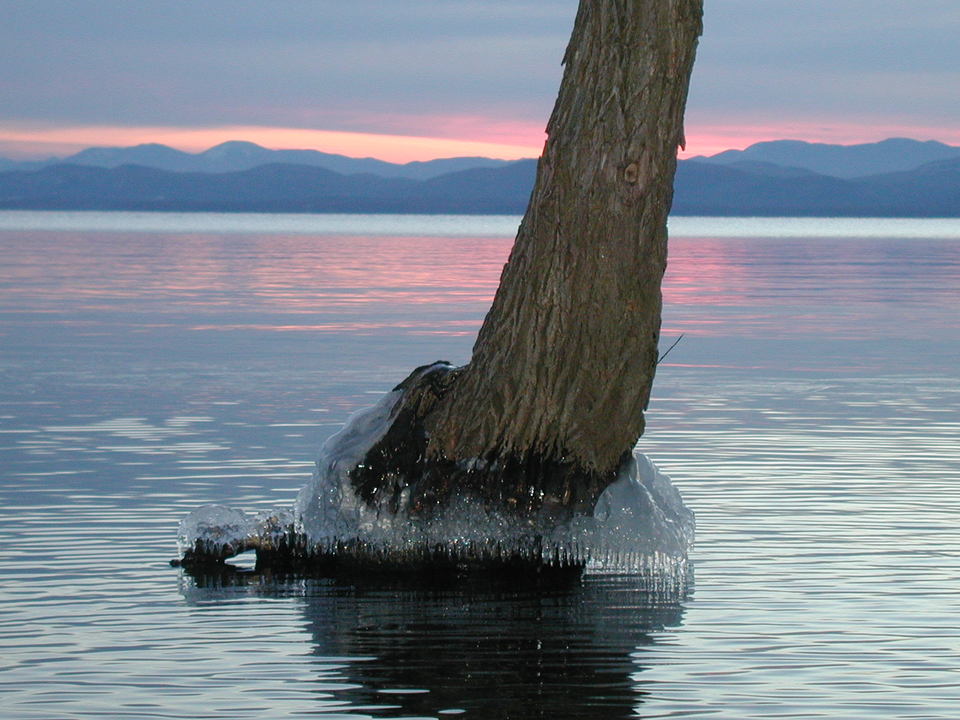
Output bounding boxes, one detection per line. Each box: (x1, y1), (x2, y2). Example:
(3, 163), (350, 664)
(179, 388), (695, 583)
(178, 505), (254, 559)
(178, 505), (294, 561)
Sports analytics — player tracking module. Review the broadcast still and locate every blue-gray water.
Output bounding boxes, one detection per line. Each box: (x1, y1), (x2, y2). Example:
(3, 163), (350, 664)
(1, 212), (958, 719)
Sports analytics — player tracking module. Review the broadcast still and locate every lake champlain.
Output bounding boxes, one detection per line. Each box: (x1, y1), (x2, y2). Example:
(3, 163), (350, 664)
(1, 212), (958, 719)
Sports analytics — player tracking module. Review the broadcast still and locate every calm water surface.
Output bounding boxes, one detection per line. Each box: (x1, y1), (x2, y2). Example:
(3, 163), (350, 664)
(1, 213), (959, 719)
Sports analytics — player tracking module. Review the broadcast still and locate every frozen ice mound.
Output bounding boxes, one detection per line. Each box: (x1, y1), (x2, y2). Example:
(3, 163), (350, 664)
(178, 505), (294, 561)
(572, 452), (695, 576)
(293, 392), (695, 580)
(179, 386), (695, 584)
(294, 389), (403, 545)
(178, 505), (254, 559)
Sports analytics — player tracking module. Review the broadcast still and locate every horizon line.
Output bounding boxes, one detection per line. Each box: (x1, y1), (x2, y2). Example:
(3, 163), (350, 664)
(1, 123), (958, 165)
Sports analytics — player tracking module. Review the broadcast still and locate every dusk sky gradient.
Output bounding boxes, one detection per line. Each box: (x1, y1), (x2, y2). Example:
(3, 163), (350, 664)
(3, 0), (958, 161)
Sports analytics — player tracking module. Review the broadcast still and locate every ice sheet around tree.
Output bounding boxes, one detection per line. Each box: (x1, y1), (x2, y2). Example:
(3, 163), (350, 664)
(179, 386), (695, 581)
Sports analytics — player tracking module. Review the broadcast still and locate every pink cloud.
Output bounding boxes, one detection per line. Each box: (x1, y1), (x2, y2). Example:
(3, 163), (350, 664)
(2, 118), (957, 164)
(680, 120), (960, 158)
(0, 124), (544, 163)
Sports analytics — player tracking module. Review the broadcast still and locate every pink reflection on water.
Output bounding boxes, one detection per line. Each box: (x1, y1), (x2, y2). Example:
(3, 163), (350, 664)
(0, 232), (513, 336)
(663, 236), (960, 339)
(2, 229), (958, 348)
(188, 321), (483, 335)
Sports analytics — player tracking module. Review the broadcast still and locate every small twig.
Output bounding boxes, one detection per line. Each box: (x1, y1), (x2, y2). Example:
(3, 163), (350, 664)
(656, 334), (684, 365)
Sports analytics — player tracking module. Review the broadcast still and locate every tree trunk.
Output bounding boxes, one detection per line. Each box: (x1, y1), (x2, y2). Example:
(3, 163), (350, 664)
(352, 0), (703, 518)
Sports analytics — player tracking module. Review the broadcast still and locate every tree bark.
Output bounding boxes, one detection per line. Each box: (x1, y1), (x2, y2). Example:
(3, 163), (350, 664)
(353, 0), (703, 518)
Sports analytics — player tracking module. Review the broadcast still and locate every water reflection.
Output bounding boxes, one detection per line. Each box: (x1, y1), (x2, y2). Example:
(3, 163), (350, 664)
(3, 221), (960, 718)
(665, 236), (960, 340)
(180, 570), (688, 719)
(0, 231), (510, 317)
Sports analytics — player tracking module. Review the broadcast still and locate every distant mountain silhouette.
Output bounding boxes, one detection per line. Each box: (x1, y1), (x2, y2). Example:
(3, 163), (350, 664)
(0, 160), (537, 214)
(0, 141), (512, 180)
(672, 158), (960, 216)
(694, 138), (960, 179)
(1, 138), (958, 216)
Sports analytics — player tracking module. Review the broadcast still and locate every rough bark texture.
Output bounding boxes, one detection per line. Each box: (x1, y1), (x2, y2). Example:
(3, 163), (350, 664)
(354, 0), (703, 516)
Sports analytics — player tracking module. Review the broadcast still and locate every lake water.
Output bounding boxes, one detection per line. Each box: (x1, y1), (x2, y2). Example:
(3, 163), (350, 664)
(1, 211), (958, 719)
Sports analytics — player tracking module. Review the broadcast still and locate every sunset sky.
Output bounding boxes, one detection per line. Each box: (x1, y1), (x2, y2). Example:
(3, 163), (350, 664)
(2, 1), (958, 162)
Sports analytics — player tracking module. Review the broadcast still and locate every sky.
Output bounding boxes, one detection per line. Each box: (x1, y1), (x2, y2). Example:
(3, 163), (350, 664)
(2, 0), (958, 162)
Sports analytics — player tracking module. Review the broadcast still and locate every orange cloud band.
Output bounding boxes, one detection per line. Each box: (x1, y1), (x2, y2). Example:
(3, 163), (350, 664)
(2, 121), (956, 163)
(0, 124), (545, 163)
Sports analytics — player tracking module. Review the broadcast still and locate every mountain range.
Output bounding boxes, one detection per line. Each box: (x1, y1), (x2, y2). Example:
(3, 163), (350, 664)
(0, 140), (512, 180)
(1, 138), (958, 216)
